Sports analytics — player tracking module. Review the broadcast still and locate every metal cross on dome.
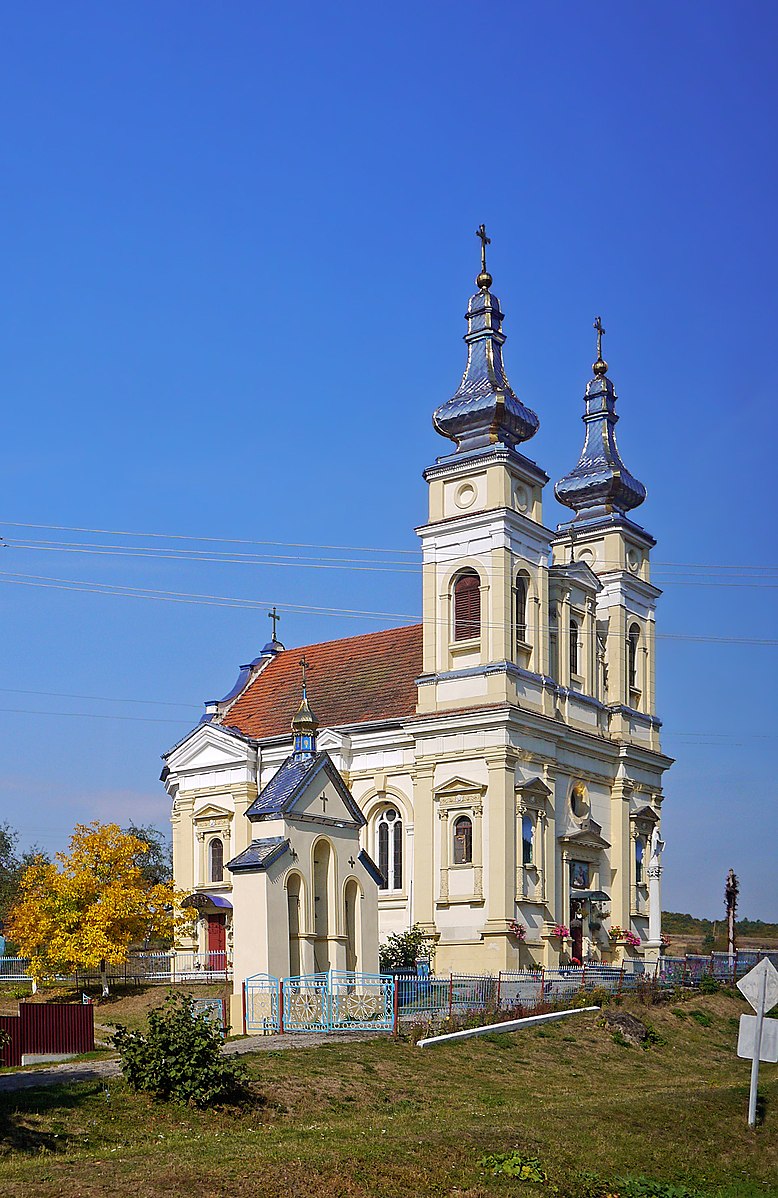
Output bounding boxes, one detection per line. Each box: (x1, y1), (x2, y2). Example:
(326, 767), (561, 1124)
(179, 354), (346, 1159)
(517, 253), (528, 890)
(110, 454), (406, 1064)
(476, 223), (491, 273)
(594, 315), (606, 360)
(267, 605), (281, 640)
(299, 655), (309, 695)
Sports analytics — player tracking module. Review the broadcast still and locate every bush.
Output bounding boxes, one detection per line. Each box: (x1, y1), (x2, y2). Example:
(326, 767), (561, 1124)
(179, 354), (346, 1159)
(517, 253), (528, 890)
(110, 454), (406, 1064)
(379, 924), (432, 973)
(111, 992), (249, 1107)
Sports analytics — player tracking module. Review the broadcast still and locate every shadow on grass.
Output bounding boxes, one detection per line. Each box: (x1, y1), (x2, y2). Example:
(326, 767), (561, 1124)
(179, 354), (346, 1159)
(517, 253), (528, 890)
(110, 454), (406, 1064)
(0, 1083), (101, 1155)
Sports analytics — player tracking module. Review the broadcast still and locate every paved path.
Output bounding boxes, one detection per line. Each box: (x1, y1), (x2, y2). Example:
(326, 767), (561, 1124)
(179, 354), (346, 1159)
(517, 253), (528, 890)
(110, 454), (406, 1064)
(0, 1030), (383, 1093)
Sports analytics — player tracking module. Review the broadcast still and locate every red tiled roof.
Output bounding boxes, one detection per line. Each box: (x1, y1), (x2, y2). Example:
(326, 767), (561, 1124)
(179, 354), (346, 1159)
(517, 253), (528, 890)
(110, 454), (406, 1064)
(222, 624), (423, 740)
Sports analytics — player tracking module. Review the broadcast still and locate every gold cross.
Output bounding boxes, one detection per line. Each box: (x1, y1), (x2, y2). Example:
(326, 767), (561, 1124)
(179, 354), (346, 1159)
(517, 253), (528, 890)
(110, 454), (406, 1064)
(299, 656), (309, 692)
(594, 315), (606, 361)
(476, 223), (491, 274)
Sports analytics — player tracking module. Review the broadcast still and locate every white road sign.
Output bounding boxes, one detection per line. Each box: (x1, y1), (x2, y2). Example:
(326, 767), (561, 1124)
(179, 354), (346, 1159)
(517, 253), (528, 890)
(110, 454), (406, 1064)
(737, 1014), (778, 1063)
(737, 957), (778, 1014)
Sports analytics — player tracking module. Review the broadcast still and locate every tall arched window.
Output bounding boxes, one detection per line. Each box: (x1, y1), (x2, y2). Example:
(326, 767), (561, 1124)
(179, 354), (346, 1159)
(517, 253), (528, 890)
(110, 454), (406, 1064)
(569, 618), (579, 676)
(522, 814), (534, 865)
(209, 837), (224, 884)
(628, 624), (640, 691)
(452, 815), (473, 864)
(635, 836), (644, 884)
(453, 571), (480, 641)
(515, 574), (528, 646)
(377, 807), (403, 891)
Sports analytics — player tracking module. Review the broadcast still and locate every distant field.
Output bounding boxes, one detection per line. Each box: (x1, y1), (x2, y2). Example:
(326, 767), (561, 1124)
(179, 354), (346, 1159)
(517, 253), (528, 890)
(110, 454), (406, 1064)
(1, 988), (776, 1197)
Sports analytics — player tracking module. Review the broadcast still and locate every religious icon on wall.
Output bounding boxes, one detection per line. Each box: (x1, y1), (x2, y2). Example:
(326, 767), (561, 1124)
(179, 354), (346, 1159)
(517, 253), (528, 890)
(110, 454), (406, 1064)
(570, 860), (590, 890)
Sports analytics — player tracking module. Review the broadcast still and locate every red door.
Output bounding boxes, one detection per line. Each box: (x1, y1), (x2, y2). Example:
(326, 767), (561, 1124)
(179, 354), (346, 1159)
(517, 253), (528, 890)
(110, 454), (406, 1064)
(206, 915), (226, 971)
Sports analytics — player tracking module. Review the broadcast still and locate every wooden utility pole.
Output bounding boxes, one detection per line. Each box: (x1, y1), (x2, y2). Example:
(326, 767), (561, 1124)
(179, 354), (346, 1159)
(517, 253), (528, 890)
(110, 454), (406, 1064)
(725, 868), (739, 958)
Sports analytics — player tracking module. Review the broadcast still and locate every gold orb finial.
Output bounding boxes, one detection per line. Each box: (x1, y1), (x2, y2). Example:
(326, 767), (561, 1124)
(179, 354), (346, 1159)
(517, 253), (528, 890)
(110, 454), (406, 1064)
(475, 224), (492, 290)
(593, 315), (608, 375)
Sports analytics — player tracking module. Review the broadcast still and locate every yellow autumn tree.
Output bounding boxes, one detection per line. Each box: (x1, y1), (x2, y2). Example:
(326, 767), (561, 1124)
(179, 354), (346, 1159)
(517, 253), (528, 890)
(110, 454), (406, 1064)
(8, 821), (193, 994)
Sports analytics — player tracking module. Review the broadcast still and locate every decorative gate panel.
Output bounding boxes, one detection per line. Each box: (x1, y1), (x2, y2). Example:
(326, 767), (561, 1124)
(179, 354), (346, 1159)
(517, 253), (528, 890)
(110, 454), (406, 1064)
(244, 973), (281, 1033)
(282, 971), (394, 1033)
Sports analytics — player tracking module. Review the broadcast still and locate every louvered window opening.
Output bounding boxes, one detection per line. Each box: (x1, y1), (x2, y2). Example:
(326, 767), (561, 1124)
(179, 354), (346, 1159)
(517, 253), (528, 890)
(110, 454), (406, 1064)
(452, 815), (473, 865)
(453, 572), (480, 641)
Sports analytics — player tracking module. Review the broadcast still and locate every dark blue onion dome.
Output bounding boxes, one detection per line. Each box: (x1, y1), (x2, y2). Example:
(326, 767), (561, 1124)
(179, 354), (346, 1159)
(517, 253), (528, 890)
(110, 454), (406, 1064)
(555, 320), (646, 521)
(433, 231), (540, 453)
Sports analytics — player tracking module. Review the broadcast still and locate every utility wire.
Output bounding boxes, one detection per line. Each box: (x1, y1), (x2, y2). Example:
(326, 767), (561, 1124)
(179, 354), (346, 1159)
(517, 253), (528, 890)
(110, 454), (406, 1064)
(0, 569), (775, 645)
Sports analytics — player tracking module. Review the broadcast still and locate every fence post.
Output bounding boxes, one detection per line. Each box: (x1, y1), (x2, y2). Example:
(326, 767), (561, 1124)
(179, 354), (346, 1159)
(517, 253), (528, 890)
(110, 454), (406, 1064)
(708, 952), (714, 977)
(278, 978), (285, 1035)
(580, 962), (586, 991)
(242, 981), (247, 1036)
(392, 979), (399, 1038)
(448, 973), (454, 1020)
(496, 971), (502, 1010)
(732, 952), (738, 986)
(538, 968), (545, 1006)
(617, 964), (624, 996)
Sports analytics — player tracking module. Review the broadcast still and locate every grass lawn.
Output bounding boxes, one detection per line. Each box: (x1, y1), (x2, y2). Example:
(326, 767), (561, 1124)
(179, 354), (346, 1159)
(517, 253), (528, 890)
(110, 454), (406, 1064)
(0, 989), (776, 1197)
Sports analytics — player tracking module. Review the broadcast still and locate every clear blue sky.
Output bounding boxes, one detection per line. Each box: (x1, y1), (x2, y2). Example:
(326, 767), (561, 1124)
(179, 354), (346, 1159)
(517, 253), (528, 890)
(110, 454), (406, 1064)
(0, 3), (775, 919)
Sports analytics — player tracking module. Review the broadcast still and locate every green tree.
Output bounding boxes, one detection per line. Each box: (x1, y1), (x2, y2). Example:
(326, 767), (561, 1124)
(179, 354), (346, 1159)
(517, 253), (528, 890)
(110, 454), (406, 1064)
(123, 822), (173, 886)
(379, 924), (433, 973)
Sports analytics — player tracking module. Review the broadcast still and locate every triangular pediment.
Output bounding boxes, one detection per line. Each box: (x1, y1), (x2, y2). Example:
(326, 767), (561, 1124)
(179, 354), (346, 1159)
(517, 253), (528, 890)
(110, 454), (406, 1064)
(435, 776), (487, 798)
(549, 560), (602, 593)
(193, 802), (232, 823)
(517, 777), (553, 800)
(165, 722), (254, 773)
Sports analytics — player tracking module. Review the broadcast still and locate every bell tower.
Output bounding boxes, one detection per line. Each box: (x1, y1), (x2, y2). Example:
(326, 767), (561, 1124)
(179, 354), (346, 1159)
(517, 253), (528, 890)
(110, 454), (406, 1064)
(552, 319), (662, 745)
(416, 230), (553, 716)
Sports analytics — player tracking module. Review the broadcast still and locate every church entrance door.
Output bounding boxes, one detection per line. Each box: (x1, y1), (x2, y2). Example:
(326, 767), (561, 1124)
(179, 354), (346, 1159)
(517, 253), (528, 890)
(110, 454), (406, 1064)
(570, 918), (583, 964)
(206, 914), (226, 970)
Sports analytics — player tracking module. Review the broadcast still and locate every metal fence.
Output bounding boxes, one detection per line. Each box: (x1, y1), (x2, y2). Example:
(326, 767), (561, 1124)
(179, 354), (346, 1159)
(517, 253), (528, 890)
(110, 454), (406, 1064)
(244, 971), (394, 1034)
(0, 950), (232, 987)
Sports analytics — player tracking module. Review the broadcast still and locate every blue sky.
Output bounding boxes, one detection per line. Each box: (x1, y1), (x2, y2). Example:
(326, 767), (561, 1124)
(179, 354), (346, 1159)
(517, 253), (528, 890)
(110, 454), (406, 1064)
(0, 2), (775, 919)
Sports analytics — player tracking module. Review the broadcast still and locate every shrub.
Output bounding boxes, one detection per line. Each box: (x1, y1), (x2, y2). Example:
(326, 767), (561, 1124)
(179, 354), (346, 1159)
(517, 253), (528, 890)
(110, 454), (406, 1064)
(379, 924), (433, 973)
(698, 975), (720, 995)
(111, 992), (249, 1107)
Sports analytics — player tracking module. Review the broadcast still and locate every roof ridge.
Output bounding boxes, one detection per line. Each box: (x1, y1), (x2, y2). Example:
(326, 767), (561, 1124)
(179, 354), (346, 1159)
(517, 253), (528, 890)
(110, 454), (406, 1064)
(267, 621), (422, 656)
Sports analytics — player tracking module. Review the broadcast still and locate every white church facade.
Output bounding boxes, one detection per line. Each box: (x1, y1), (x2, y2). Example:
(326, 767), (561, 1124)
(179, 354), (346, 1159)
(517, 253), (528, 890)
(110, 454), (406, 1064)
(163, 236), (672, 983)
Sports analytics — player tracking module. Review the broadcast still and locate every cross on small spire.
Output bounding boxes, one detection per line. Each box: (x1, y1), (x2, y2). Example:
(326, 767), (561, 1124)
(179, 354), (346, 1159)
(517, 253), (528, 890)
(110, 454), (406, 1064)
(268, 605), (281, 640)
(476, 223), (491, 274)
(594, 315), (605, 361)
(299, 655), (309, 696)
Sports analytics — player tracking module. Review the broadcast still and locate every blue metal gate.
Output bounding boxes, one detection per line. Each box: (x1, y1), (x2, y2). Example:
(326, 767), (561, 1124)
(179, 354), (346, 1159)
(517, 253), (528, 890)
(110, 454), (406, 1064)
(244, 970), (394, 1034)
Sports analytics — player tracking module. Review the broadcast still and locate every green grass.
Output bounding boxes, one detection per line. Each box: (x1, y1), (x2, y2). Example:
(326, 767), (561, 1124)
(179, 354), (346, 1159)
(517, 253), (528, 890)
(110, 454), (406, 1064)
(0, 992), (776, 1197)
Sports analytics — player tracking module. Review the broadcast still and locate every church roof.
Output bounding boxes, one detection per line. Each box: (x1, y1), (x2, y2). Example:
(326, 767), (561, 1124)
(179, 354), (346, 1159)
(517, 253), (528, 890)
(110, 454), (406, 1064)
(221, 623), (422, 739)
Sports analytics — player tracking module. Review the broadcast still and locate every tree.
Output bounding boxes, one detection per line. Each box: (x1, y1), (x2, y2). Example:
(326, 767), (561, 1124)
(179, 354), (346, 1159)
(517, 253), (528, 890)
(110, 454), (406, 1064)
(122, 822), (173, 886)
(0, 822), (49, 948)
(7, 821), (193, 994)
(379, 924), (434, 973)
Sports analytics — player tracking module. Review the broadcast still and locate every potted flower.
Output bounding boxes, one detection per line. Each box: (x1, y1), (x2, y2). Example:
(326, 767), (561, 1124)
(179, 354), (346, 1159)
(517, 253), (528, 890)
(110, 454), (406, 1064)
(609, 925), (641, 948)
(551, 923), (570, 940)
(508, 920), (527, 942)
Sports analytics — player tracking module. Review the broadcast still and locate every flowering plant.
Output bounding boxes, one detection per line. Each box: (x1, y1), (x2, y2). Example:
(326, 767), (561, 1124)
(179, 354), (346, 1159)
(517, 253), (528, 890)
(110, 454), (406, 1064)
(610, 925), (641, 947)
(551, 923), (570, 939)
(508, 920), (527, 941)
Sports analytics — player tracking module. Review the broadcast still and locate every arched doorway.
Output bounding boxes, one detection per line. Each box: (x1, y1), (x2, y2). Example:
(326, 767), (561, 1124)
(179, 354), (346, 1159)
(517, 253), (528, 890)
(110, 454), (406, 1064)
(286, 873), (303, 977)
(312, 839), (332, 973)
(344, 879), (360, 973)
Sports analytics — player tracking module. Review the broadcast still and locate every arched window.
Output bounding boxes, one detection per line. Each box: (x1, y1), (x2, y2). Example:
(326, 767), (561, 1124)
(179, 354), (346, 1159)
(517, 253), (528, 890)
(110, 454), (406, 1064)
(569, 618), (579, 676)
(209, 837), (223, 884)
(452, 815), (473, 865)
(377, 807), (403, 891)
(628, 624), (640, 691)
(635, 836), (644, 884)
(516, 574), (528, 646)
(522, 814), (534, 865)
(453, 571), (480, 641)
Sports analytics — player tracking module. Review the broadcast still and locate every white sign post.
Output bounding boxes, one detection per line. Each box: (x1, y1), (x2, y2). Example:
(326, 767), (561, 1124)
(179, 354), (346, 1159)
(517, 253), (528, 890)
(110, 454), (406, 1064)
(736, 957), (778, 1127)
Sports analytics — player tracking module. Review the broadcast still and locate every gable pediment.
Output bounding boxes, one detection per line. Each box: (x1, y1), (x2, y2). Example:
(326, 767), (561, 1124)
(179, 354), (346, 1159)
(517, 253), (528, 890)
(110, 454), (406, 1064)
(193, 802), (232, 823)
(435, 776), (487, 798)
(166, 723), (254, 773)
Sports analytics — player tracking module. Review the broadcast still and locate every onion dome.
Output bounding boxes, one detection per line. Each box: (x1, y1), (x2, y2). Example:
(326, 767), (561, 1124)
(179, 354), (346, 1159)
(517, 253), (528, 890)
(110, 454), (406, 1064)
(291, 656), (318, 757)
(433, 227), (539, 453)
(554, 318), (646, 521)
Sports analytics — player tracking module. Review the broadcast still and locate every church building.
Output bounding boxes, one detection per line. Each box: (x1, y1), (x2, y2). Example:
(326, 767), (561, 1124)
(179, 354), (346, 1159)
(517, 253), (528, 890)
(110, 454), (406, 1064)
(163, 233), (672, 978)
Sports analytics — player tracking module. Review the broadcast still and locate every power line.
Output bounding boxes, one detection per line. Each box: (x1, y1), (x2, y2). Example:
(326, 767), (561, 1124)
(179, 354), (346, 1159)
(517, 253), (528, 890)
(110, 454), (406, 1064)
(0, 569), (775, 645)
(0, 686), (200, 709)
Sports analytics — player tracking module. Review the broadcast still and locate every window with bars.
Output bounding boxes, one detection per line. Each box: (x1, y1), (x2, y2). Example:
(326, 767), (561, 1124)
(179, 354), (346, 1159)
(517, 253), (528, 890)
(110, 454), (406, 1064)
(628, 624), (640, 691)
(569, 618), (579, 676)
(516, 574), (528, 645)
(453, 571), (480, 641)
(209, 837), (224, 883)
(452, 815), (473, 864)
(377, 807), (402, 891)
